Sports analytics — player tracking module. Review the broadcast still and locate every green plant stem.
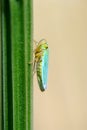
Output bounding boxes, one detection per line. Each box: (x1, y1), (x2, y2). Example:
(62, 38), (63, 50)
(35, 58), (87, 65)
(2, 0), (33, 130)
(0, 1), (2, 130)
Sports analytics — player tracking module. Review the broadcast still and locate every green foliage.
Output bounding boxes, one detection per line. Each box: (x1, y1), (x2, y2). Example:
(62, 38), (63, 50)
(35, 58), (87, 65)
(1, 0), (33, 130)
(0, 1), (2, 129)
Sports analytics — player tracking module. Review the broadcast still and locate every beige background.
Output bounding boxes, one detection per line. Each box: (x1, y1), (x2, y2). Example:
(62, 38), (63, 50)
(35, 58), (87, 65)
(34, 0), (87, 130)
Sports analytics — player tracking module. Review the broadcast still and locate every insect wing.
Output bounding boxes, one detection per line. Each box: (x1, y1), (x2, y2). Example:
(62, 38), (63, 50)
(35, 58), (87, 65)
(37, 49), (49, 91)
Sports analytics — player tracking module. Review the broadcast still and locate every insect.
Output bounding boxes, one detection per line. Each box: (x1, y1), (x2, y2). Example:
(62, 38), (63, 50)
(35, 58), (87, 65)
(33, 39), (49, 92)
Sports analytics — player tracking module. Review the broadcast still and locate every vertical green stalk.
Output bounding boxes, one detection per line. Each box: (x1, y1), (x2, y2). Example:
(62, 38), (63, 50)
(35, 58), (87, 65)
(2, 0), (33, 130)
(0, 1), (2, 130)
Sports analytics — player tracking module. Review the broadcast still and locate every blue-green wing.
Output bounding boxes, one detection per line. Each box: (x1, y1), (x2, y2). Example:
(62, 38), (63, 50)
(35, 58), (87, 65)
(37, 49), (49, 91)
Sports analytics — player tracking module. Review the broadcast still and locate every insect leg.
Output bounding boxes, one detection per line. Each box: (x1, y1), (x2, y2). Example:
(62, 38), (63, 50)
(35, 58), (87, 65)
(28, 59), (36, 75)
(32, 60), (36, 75)
(28, 60), (34, 64)
(33, 40), (38, 46)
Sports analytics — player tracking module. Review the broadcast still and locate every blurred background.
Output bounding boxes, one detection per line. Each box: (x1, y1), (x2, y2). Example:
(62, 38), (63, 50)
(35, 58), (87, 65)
(34, 0), (87, 130)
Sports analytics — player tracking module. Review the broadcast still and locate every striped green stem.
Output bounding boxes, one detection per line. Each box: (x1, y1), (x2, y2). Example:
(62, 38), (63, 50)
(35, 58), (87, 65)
(0, 1), (2, 129)
(2, 0), (33, 130)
